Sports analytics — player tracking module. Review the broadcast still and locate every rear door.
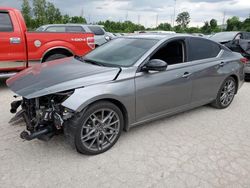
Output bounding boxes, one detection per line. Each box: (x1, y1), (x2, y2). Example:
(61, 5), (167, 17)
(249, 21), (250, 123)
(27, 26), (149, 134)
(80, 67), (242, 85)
(186, 37), (224, 104)
(0, 10), (26, 71)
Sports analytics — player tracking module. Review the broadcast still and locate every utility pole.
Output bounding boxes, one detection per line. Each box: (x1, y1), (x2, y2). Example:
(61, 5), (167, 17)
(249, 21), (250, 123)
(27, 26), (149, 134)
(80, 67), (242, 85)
(222, 11), (226, 31)
(173, 0), (177, 27)
(137, 14), (140, 25)
(125, 11), (128, 21)
(156, 14), (159, 28)
(80, 7), (84, 17)
(170, 15), (173, 28)
(88, 14), (91, 24)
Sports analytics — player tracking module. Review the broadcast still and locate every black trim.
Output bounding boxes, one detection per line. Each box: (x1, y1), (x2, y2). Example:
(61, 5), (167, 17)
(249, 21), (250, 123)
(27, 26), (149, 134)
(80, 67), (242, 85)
(0, 10), (9, 13)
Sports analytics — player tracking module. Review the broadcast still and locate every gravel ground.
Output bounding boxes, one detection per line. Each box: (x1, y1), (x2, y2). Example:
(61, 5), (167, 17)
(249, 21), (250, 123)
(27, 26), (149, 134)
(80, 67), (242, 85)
(0, 78), (250, 188)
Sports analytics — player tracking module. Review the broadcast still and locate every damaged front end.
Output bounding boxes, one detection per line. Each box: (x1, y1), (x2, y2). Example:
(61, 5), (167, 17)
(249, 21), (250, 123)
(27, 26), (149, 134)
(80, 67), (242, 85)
(10, 90), (75, 141)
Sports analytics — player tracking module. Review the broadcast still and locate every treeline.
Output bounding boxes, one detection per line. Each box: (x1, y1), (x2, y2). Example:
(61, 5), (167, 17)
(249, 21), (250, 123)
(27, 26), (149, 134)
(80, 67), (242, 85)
(21, 0), (250, 33)
(97, 20), (145, 33)
(22, 0), (86, 29)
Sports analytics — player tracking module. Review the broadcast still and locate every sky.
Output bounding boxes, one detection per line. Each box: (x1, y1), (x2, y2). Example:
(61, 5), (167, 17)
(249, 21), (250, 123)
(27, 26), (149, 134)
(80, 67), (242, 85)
(1, 0), (250, 28)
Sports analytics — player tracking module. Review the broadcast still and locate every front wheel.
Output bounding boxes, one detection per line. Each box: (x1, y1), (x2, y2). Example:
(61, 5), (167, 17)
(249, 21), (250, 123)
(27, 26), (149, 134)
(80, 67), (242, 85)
(211, 77), (237, 109)
(71, 101), (124, 155)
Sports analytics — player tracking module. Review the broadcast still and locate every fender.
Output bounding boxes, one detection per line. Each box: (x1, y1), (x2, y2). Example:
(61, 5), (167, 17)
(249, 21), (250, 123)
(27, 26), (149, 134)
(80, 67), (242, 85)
(27, 40), (77, 61)
(62, 80), (136, 125)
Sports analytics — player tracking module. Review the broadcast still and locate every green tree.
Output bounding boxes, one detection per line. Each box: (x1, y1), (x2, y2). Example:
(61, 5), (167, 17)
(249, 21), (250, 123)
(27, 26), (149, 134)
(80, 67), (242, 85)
(187, 27), (200, 33)
(201, 21), (211, 34)
(62, 14), (71, 24)
(210, 19), (217, 29)
(21, 0), (32, 28)
(242, 16), (250, 32)
(70, 16), (87, 24)
(176, 11), (190, 28)
(226, 16), (242, 31)
(33, 0), (47, 27)
(156, 23), (172, 31)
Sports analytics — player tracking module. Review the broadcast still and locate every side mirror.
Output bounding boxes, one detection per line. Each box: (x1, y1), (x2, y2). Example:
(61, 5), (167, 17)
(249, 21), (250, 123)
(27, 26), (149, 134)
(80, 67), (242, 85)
(143, 59), (168, 72)
(105, 36), (111, 41)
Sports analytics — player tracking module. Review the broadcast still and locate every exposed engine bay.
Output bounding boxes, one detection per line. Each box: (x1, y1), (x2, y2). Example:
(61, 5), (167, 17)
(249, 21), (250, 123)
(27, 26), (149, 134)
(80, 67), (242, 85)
(10, 90), (74, 141)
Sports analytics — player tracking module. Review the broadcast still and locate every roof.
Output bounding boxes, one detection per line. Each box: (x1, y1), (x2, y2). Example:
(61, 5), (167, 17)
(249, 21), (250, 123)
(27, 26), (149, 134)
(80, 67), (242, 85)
(0, 7), (19, 12)
(124, 33), (193, 40)
(39, 24), (104, 27)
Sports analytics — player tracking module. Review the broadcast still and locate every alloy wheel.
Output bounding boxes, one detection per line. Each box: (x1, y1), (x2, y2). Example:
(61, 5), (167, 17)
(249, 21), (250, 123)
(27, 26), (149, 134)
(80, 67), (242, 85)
(220, 79), (236, 107)
(80, 108), (120, 152)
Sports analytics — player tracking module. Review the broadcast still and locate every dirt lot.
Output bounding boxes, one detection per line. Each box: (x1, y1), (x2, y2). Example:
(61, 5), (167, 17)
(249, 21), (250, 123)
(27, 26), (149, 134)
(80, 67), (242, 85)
(0, 78), (250, 188)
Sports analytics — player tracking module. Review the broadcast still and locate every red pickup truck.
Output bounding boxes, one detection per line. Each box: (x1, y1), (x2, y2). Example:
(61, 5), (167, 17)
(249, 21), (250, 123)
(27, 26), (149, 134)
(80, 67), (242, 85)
(0, 7), (95, 77)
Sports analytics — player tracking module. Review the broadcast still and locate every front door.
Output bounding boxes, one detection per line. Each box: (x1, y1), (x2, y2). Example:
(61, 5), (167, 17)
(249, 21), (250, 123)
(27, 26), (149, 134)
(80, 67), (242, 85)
(135, 39), (193, 122)
(0, 11), (26, 71)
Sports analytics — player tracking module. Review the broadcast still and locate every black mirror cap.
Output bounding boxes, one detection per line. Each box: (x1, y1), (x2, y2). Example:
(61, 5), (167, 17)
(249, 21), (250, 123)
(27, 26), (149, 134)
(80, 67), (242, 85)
(143, 59), (168, 72)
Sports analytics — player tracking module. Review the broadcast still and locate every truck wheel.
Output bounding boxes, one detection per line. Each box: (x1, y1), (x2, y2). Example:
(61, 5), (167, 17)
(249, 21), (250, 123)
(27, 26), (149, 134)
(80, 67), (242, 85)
(64, 101), (124, 155)
(44, 54), (68, 62)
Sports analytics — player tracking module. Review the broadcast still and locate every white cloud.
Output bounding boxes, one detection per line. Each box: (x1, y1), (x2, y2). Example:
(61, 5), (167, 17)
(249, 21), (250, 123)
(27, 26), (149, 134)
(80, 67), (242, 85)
(0, 0), (250, 27)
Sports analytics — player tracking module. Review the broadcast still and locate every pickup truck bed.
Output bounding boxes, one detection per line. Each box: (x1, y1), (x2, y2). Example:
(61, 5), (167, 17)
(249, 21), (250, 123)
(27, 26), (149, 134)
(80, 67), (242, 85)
(0, 7), (95, 76)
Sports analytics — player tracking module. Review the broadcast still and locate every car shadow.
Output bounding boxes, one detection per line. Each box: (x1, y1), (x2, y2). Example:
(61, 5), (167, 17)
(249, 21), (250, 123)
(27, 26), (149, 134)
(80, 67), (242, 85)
(0, 78), (8, 89)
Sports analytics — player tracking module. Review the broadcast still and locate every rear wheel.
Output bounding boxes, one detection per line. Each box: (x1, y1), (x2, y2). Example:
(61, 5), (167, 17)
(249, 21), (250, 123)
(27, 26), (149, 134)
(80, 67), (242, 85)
(211, 77), (236, 109)
(65, 101), (124, 155)
(44, 53), (68, 62)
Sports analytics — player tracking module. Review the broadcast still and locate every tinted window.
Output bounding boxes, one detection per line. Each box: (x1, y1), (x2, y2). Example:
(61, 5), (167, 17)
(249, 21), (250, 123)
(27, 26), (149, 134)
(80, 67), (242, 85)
(242, 32), (250, 40)
(188, 38), (221, 61)
(210, 32), (238, 42)
(46, 26), (66, 32)
(0, 12), (13, 32)
(66, 26), (85, 32)
(36, 26), (46, 31)
(85, 38), (158, 67)
(151, 40), (185, 65)
(87, 26), (105, 35)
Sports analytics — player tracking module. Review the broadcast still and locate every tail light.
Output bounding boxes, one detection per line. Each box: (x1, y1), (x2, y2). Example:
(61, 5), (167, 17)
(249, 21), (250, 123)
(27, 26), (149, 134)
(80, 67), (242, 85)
(240, 58), (249, 64)
(87, 37), (95, 50)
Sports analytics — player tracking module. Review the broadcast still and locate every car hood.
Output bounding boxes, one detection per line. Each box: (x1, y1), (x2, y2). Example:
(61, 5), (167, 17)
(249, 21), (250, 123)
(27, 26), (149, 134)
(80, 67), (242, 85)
(7, 57), (120, 99)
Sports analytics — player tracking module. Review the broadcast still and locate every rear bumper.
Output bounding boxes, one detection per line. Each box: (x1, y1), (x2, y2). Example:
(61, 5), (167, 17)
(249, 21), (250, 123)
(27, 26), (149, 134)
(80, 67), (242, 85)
(245, 64), (250, 74)
(244, 63), (250, 80)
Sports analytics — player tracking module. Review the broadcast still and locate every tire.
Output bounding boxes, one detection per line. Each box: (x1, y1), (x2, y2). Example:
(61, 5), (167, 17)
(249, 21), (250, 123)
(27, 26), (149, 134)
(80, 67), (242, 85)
(64, 101), (124, 155)
(211, 76), (237, 109)
(44, 53), (68, 62)
(245, 73), (250, 82)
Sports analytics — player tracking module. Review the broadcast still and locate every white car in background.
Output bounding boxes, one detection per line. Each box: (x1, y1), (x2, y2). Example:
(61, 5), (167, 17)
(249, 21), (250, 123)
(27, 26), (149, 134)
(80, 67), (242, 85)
(36, 24), (113, 47)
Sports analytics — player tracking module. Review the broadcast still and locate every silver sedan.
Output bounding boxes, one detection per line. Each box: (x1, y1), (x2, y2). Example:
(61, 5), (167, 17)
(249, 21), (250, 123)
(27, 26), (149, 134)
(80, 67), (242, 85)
(7, 34), (245, 155)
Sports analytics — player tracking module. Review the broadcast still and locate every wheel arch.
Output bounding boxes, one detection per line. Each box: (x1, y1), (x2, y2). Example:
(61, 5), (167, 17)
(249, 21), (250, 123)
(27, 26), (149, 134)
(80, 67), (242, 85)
(42, 47), (74, 62)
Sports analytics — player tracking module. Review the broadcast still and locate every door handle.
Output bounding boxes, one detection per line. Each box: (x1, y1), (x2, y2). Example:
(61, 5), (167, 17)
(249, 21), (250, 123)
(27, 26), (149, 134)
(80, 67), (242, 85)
(182, 72), (192, 78)
(219, 62), (225, 67)
(10, 37), (21, 44)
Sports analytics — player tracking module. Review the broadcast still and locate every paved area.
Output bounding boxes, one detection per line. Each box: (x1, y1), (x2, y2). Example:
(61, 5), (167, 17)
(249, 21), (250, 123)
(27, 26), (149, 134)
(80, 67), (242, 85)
(0, 78), (250, 188)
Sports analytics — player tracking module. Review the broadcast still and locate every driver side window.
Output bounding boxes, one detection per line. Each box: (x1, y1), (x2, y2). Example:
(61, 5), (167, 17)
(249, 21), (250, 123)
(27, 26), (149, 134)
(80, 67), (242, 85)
(150, 40), (185, 66)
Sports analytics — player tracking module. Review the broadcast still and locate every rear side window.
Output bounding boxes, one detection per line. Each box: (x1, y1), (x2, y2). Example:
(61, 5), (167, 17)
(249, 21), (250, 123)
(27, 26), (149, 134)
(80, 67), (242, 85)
(243, 32), (250, 40)
(188, 38), (221, 61)
(46, 26), (66, 32)
(87, 26), (104, 35)
(0, 12), (13, 32)
(66, 26), (85, 32)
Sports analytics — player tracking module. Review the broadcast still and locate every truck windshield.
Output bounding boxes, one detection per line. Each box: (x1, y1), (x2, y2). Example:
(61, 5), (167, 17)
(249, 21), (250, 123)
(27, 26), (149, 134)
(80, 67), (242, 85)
(84, 38), (158, 67)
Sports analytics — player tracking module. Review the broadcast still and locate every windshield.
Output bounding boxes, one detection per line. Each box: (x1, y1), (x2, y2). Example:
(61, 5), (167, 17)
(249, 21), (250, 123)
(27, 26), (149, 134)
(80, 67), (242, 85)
(210, 32), (238, 42)
(84, 38), (158, 67)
